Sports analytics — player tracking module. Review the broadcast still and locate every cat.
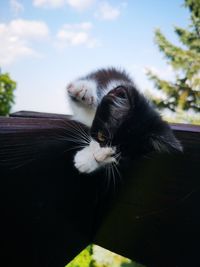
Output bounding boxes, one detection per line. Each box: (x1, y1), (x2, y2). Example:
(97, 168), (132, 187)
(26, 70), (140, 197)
(66, 67), (182, 174)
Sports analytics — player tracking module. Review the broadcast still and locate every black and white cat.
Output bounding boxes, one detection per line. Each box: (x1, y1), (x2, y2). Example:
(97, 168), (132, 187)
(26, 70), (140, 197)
(67, 67), (182, 174)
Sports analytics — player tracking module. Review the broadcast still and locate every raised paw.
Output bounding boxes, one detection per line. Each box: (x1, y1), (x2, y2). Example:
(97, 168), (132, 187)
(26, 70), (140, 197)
(67, 79), (98, 107)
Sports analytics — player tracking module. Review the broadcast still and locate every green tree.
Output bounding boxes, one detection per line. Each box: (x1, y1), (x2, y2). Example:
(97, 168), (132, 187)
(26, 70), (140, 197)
(0, 69), (16, 116)
(146, 0), (200, 113)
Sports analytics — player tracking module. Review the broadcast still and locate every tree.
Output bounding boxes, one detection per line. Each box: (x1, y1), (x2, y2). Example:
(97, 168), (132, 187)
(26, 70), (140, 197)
(0, 69), (16, 116)
(146, 0), (200, 113)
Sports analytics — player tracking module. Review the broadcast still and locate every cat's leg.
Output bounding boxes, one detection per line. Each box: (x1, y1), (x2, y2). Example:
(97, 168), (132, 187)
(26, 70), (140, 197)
(67, 79), (98, 108)
(67, 79), (99, 126)
(74, 140), (116, 173)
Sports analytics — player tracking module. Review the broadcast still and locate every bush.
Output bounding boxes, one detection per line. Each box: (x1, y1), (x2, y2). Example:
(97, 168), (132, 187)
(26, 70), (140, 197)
(0, 70), (16, 116)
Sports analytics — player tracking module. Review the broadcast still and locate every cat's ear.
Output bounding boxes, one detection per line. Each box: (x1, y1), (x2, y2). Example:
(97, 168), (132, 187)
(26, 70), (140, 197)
(149, 130), (183, 154)
(108, 86), (132, 122)
(109, 86), (132, 110)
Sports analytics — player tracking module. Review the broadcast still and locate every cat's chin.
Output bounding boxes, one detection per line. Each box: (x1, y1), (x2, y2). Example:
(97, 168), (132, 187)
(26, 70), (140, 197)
(74, 140), (116, 174)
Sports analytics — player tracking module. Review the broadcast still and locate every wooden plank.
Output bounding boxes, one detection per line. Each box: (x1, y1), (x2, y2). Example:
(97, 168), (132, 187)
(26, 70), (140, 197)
(170, 122), (200, 132)
(0, 115), (92, 267)
(11, 110), (72, 119)
(0, 113), (200, 267)
(94, 154), (200, 267)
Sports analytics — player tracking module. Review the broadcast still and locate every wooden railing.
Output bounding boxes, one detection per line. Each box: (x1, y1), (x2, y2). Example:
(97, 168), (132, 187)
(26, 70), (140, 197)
(0, 111), (200, 267)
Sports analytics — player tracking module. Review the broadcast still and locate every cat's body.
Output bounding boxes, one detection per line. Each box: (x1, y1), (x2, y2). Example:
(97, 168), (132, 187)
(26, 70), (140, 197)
(67, 67), (182, 174)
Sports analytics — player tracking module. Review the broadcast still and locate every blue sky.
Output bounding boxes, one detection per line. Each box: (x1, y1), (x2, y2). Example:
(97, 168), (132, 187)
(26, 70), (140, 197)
(0, 0), (189, 114)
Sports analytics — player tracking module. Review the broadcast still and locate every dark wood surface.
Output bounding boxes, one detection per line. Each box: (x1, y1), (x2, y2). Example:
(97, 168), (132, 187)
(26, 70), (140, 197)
(0, 112), (200, 267)
(11, 110), (71, 119)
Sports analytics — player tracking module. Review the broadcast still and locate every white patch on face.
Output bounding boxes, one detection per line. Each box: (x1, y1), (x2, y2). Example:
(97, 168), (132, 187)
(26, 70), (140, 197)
(74, 139), (116, 174)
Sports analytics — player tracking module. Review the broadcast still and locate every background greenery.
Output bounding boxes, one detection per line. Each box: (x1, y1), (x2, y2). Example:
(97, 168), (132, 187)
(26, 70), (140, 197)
(66, 245), (144, 267)
(0, 69), (16, 116)
(146, 0), (200, 124)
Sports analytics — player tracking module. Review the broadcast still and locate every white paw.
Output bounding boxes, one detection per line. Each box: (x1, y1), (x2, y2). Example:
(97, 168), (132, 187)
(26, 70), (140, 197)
(74, 140), (116, 174)
(67, 79), (98, 107)
(74, 145), (99, 173)
(91, 141), (116, 164)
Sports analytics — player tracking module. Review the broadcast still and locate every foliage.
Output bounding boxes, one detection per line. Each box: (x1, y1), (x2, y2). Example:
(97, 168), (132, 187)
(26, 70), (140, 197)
(162, 109), (200, 125)
(66, 245), (93, 267)
(146, 0), (200, 113)
(0, 69), (16, 116)
(66, 245), (145, 267)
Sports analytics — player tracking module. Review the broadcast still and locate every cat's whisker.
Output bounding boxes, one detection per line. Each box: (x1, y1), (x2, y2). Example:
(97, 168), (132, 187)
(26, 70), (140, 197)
(63, 136), (88, 145)
(63, 144), (87, 153)
(65, 126), (90, 144)
(56, 123), (91, 145)
(55, 134), (89, 146)
(73, 122), (91, 138)
(111, 163), (116, 188)
(107, 164), (112, 187)
(65, 132), (89, 143)
(105, 165), (111, 192)
(54, 132), (85, 142)
(113, 161), (122, 183)
(62, 121), (91, 142)
(106, 164), (111, 189)
(114, 152), (121, 163)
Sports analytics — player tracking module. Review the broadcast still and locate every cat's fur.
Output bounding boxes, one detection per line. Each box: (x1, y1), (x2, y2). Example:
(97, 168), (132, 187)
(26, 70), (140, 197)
(67, 67), (182, 174)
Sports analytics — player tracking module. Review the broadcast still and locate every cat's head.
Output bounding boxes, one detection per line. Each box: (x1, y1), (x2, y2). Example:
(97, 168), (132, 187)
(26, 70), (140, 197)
(90, 85), (182, 161)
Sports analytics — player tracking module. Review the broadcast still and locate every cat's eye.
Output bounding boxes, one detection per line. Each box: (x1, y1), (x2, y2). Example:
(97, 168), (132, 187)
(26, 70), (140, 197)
(97, 131), (106, 142)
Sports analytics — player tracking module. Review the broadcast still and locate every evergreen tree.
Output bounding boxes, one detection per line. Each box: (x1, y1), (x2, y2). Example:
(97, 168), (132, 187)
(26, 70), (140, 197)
(0, 68), (16, 116)
(146, 0), (200, 113)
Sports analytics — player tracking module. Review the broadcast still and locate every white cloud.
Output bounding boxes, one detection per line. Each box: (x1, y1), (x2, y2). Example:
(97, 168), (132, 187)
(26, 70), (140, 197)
(61, 22), (93, 31)
(0, 19), (49, 66)
(56, 22), (99, 48)
(33, 0), (66, 8)
(66, 0), (95, 11)
(95, 1), (120, 21)
(10, 0), (24, 16)
(33, 0), (95, 10)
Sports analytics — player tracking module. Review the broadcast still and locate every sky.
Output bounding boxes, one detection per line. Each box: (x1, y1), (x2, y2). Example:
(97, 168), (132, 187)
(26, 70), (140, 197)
(0, 0), (190, 115)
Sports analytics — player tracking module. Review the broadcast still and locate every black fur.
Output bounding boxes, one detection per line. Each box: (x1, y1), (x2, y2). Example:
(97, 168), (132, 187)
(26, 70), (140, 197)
(90, 70), (182, 161)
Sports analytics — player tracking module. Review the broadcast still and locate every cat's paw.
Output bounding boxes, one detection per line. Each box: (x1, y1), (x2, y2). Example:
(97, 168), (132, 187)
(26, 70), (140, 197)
(67, 79), (98, 107)
(74, 145), (99, 173)
(74, 140), (116, 174)
(91, 142), (116, 164)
